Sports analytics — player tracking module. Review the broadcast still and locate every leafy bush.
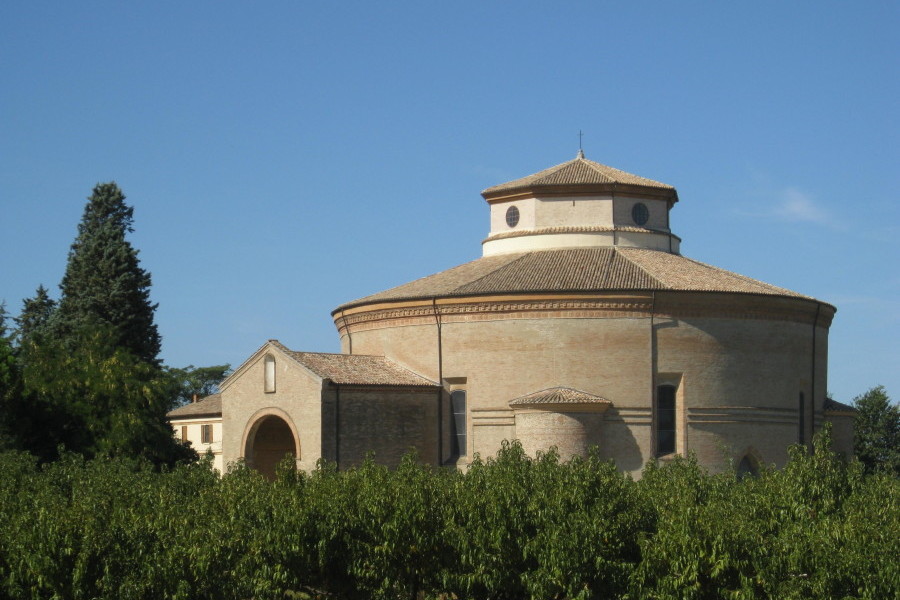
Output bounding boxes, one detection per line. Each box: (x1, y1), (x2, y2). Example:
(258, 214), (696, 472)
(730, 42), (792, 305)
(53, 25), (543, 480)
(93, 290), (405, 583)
(0, 432), (896, 599)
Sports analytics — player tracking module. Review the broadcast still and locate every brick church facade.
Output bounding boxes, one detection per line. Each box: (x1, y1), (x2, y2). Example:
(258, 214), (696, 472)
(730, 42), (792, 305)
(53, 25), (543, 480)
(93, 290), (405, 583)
(169, 153), (854, 478)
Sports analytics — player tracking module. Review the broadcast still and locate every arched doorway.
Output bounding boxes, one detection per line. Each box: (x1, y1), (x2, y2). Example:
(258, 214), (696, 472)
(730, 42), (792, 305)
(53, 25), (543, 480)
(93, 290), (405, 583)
(243, 412), (299, 480)
(736, 449), (761, 479)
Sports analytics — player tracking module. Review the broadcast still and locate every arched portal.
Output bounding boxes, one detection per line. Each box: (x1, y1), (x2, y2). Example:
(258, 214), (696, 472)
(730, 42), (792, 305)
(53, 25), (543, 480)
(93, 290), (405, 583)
(243, 411), (299, 480)
(736, 448), (762, 479)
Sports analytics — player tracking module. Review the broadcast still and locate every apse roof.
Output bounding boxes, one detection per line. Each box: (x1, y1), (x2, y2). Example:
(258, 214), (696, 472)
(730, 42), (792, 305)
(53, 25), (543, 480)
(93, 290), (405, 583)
(334, 247), (818, 311)
(509, 386), (611, 407)
(482, 153), (676, 199)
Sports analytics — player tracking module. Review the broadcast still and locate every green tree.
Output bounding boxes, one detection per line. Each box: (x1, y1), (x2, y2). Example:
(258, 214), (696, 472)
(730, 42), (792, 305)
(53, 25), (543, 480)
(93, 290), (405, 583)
(0, 305), (22, 450)
(853, 385), (899, 475)
(20, 324), (196, 464)
(11, 182), (195, 465)
(13, 285), (56, 345)
(166, 364), (231, 407)
(52, 182), (161, 364)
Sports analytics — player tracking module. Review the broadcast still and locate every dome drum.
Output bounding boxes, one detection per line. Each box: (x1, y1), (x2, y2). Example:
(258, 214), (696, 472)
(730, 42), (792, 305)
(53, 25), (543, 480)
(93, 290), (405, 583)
(330, 152), (841, 473)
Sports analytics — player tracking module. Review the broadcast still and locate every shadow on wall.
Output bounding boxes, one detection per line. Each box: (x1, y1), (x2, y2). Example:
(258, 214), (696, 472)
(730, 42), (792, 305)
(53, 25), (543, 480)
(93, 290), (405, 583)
(597, 411), (644, 473)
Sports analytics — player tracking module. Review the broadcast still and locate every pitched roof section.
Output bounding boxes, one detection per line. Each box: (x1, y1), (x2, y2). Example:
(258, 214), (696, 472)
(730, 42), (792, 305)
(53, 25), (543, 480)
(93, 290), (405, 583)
(824, 398), (856, 413)
(482, 154), (676, 200)
(167, 394), (222, 419)
(334, 247), (817, 311)
(271, 341), (437, 387)
(509, 386), (611, 407)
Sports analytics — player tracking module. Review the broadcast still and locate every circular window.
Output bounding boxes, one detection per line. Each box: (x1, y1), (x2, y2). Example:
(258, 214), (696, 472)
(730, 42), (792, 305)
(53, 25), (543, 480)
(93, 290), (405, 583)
(505, 205), (520, 228)
(631, 203), (649, 226)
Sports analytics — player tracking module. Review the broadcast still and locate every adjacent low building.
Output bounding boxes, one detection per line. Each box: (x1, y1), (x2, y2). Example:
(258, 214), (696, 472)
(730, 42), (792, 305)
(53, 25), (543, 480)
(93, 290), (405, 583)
(170, 153), (853, 477)
(167, 394), (224, 472)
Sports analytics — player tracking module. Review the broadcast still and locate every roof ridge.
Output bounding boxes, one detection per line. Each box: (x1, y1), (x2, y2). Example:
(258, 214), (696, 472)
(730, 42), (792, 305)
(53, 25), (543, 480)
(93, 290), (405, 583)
(614, 247), (666, 289)
(450, 252), (530, 294)
(291, 349), (389, 359)
(581, 158), (617, 183)
(280, 347), (330, 380)
(377, 358), (436, 385)
(673, 253), (809, 297)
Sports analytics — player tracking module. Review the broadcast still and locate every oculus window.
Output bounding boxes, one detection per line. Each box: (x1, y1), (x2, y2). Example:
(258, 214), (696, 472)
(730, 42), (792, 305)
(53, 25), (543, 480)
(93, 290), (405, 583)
(505, 205), (520, 228)
(631, 202), (650, 226)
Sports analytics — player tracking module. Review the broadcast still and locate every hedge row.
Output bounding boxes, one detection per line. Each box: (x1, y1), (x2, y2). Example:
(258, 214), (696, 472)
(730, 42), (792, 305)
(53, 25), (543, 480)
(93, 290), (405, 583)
(0, 431), (897, 600)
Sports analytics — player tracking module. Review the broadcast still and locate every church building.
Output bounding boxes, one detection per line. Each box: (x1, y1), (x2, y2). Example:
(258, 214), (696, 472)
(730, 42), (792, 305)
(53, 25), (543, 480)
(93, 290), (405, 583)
(169, 153), (855, 478)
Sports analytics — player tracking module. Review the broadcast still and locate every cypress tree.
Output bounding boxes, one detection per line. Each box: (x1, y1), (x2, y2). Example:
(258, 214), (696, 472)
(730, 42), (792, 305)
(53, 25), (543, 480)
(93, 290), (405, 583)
(14, 182), (195, 465)
(52, 182), (161, 364)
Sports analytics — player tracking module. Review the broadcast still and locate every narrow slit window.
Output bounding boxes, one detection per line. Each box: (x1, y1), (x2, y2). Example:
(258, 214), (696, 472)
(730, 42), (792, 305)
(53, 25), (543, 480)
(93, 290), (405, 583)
(264, 355), (276, 393)
(181, 425), (187, 442)
(657, 384), (676, 456)
(798, 392), (805, 445)
(450, 390), (467, 457)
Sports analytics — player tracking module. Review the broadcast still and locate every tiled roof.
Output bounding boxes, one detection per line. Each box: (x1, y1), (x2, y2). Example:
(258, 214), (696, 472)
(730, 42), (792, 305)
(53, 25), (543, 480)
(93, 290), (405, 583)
(271, 342), (437, 387)
(335, 247), (818, 311)
(509, 386), (611, 407)
(167, 394), (222, 419)
(482, 154), (675, 197)
(824, 398), (856, 413)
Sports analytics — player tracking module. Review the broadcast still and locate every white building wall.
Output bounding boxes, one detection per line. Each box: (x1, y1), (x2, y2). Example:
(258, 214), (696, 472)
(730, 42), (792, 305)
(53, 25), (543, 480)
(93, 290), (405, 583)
(171, 418), (224, 473)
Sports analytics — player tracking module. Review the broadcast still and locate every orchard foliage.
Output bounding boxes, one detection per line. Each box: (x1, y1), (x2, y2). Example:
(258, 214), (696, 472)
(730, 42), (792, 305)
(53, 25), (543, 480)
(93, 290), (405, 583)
(0, 431), (896, 600)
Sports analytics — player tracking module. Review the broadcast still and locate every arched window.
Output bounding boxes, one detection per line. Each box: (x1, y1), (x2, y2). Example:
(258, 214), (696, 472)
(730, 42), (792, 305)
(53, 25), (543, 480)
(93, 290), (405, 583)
(737, 454), (759, 479)
(656, 384), (676, 456)
(450, 390), (467, 457)
(264, 354), (276, 393)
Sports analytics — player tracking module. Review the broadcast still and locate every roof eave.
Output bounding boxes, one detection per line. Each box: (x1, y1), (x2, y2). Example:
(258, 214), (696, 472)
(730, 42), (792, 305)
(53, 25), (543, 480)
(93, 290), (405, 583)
(168, 410), (223, 420)
(482, 183), (678, 204)
(334, 288), (834, 317)
(324, 380), (440, 389)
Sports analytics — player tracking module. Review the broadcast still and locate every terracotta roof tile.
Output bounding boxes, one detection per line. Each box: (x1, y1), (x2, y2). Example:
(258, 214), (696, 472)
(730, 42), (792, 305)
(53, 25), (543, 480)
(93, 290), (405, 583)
(274, 343), (436, 387)
(824, 398), (856, 413)
(509, 386), (611, 406)
(167, 394), (222, 419)
(622, 249), (811, 298)
(482, 155), (675, 197)
(334, 247), (818, 311)
(457, 249), (660, 294)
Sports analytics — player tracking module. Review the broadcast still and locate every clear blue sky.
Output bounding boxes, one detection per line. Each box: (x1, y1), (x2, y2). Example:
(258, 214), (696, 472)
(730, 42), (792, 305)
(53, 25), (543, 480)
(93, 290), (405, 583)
(2, 2), (897, 404)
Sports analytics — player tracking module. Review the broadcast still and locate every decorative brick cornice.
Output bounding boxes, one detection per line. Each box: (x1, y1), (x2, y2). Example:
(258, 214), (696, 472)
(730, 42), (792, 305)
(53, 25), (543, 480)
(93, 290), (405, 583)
(483, 225), (681, 244)
(334, 294), (654, 335)
(688, 406), (798, 425)
(333, 291), (832, 336)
